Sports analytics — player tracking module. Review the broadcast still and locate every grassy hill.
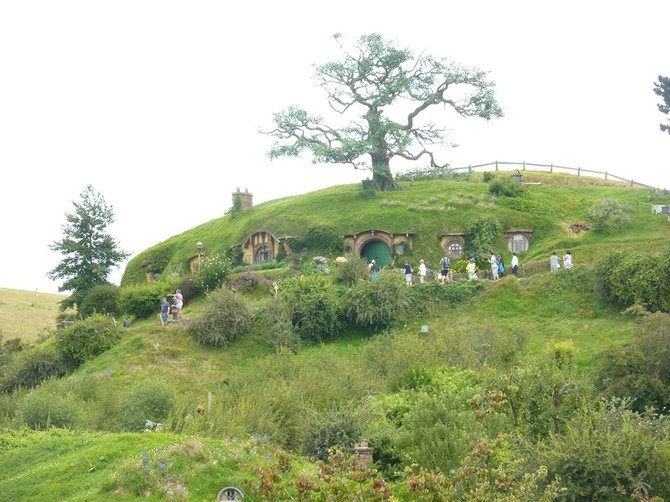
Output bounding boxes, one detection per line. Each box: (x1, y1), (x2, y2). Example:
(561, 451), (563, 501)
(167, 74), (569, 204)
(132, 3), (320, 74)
(0, 288), (65, 342)
(2, 171), (670, 500)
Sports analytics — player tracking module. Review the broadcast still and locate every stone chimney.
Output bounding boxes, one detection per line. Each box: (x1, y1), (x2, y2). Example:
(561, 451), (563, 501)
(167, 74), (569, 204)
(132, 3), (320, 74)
(233, 187), (253, 211)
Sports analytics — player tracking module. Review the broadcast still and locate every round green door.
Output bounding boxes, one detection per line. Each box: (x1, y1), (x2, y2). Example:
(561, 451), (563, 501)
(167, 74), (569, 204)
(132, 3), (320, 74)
(361, 240), (392, 267)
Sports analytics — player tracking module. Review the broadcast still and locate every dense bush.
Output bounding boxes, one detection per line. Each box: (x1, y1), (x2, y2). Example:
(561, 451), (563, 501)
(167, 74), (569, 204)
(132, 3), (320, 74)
(464, 215), (502, 260)
(536, 399), (670, 500)
(594, 248), (670, 312)
(344, 272), (409, 331)
(15, 390), (83, 430)
(228, 271), (263, 292)
(253, 300), (301, 353)
(188, 287), (251, 347)
(174, 273), (204, 303)
(56, 314), (123, 367)
(0, 343), (70, 393)
(120, 282), (175, 319)
(586, 197), (631, 233)
(488, 176), (526, 197)
(332, 254), (369, 286)
(595, 312), (670, 412)
(280, 276), (342, 342)
(78, 283), (120, 318)
(301, 407), (363, 461)
(194, 253), (232, 292)
(406, 280), (485, 316)
(115, 379), (176, 432)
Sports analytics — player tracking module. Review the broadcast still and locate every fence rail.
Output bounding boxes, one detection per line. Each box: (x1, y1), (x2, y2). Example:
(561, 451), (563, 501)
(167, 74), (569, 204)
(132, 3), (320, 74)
(448, 161), (653, 188)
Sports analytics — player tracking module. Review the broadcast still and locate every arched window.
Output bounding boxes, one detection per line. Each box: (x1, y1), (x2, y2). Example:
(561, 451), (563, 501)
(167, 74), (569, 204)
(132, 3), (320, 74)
(255, 245), (273, 263)
(446, 241), (463, 259)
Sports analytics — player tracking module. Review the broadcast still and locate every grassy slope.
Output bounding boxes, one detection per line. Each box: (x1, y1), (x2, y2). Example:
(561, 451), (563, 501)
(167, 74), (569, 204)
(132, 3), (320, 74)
(0, 288), (65, 342)
(2, 172), (668, 499)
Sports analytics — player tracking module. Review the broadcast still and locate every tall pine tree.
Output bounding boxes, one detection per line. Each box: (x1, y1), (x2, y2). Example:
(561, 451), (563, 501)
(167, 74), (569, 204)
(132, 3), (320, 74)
(653, 75), (670, 135)
(47, 185), (129, 310)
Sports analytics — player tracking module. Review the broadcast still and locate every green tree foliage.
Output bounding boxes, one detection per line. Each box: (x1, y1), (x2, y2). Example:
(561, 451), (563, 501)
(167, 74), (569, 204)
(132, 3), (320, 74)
(585, 197), (631, 233)
(78, 284), (121, 318)
(594, 247), (670, 312)
(15, 391), (83, 430)
(188, 287), (251, 347)
(265, 33), (502, 191)
(344, 272), (409, 331)
(487, 176), (526, 197)
(47, 185), (129, 310)
(595, 313), (670, 412)
(537, 399), (670, 501)
(0, 343), (70, 393)
(654, 74), (670, 135)
(56, 314), (123, 367)
(290, 225), (342, 255)
(194, 253), (232, 293)
(115, 379), (175, 432)
(464, 215), (502, 260)
(119, 282), (174, 319)
(280, 276), (342, 342)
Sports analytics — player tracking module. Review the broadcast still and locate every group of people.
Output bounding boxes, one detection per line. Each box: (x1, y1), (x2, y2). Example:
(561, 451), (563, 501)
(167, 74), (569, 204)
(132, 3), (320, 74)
(370, 249), (573, 285)
(550, 250), (573, 272)
(160, 289), (183, 324)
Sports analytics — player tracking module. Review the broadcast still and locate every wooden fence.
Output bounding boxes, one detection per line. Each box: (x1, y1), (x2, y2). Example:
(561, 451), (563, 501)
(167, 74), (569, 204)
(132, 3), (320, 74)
(449, 161), (653, 188)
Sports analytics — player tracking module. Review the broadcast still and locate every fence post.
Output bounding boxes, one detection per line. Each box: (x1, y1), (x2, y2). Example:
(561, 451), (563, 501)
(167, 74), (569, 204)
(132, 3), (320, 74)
(605, 171), (608, 180)
(495, 160), (499, 171)
(578, 167), (581, 177)
(523, 161), (526, 171)
(469, 165), (472, 173)
(550, 163), (553, 173)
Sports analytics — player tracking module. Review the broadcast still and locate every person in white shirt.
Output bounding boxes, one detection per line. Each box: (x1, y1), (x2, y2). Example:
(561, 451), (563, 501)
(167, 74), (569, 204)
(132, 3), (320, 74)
(418, 259), (427, 283)
(511, 253), (519, 276)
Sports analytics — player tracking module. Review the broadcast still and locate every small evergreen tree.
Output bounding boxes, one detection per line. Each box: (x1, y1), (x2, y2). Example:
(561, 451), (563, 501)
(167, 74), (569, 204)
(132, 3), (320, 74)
(47, 185), (129, 310)
(653, 75), (670, 135)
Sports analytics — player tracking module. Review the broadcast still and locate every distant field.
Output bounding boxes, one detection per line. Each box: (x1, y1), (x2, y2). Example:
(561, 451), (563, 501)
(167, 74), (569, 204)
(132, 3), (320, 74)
(0, 288), (65, 342)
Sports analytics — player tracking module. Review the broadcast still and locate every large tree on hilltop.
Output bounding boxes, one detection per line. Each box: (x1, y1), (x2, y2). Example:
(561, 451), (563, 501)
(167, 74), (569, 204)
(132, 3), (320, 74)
(654, 75), (670, 135)
(47, 185), (129, 310)
(265, 33), (503, 191)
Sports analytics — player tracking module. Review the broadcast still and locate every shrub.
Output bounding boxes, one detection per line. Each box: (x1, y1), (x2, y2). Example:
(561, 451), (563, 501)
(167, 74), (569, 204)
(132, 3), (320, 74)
(0, 343), (70, 392)
(188, 287), (251, 347)
(56, 314), (123, 367)
(301, 408), (363, 461)
(176, 273), (205, 302)
(253, 300), (301, 353)
(488, 176), (526, 197)
(344, 273), (409, 331)
(194, 253), (232, 293)
(332, 254), (369, 286)
(228, 271), (263, 292)
(115, 379), (175, 432)
(464, 215), (502, 260)
(120, 282), (175, 319)
(406, 280), (485, 316)
(586, 197), (631, 233)
(78, 284), (121, 318)
(15, 390), (83, 430)
(280, 276), (342, 342)
(536, 399), (670, 500)
(594, 312), (670, 412)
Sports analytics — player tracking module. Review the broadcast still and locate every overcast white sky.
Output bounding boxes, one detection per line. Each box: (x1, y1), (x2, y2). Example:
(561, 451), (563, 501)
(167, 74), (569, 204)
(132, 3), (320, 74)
(1, 1), (669, 295)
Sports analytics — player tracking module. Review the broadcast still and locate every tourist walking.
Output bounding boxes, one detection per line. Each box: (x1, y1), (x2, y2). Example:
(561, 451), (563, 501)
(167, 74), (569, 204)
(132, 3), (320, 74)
(490, 252), (500, 280)
(418, 259), (427, 283)
(439, 255), (450, 283)
(403, 262), (413, 286)
(511, 252), (519, 276)
(466, 258), (478, 280)
(550, 252), (560, 273)
(563, 250), (573, 269)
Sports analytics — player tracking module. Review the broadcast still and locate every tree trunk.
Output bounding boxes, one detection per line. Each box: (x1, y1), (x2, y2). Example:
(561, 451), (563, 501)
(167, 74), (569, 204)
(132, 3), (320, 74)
(371, 159), (397, 191)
